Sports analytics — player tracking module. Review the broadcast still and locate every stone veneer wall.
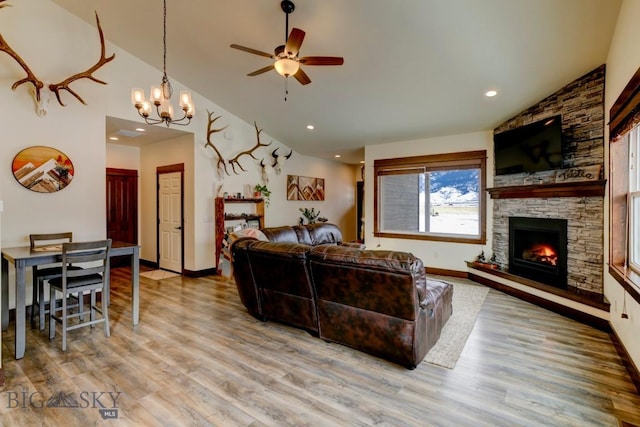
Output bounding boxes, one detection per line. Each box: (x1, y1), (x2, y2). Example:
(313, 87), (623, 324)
(491, 65), (605, 294)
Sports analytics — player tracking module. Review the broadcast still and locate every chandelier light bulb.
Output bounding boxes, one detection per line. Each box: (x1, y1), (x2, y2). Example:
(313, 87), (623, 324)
(150, 85), (162, 105)
(140, 100), (152, 117)
(179, 91), (192, 109)
(131, 88), (145, 107)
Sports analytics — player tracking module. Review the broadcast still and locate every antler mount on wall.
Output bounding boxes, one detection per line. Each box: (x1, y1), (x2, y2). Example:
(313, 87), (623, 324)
(205, 110), (292, 184)
(0, 1), (115, 116)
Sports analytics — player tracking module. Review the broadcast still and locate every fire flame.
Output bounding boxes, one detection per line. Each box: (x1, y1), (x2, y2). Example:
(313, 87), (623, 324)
(523, 244), (558, 266)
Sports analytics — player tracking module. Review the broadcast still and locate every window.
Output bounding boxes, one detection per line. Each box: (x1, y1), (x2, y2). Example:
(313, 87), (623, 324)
(374, 150), (486, 244)
(608, 64), (640, 297)
(628, 127), (640, 274)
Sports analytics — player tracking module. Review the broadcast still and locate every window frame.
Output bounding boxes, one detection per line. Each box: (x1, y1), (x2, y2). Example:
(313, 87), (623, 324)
(608, 65), (640, 303)
(373, 150), (487, 244)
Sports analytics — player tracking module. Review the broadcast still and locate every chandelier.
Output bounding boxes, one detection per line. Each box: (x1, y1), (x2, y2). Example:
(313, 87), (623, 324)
(130, 0), (194, 127)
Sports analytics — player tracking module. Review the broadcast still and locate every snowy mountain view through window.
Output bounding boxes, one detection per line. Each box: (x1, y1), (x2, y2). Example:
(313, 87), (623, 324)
(425, 169), (479, 234)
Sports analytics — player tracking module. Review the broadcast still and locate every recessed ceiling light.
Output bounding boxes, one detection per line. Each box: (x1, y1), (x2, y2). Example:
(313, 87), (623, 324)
(135, 128), (145, 132)
(109, 136), (119, 141)
(485, 90), (498, 97)
(334, 154), (341, 158)
(306, 124), (314, 130)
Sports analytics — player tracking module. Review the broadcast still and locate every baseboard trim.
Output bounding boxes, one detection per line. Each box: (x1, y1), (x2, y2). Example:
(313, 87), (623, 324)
(610, 327), (640, 394)
(183, 267), (218, 278)
(469, 271), (611, 332)
(425, 267), (468, 278)
(140, 259), (158, 269)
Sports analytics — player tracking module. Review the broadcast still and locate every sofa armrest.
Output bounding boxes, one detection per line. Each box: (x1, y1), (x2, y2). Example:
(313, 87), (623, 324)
(419, 278), (453, 316)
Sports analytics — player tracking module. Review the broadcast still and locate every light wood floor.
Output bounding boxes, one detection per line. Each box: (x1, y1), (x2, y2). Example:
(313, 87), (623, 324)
(1, 267), (639, 426)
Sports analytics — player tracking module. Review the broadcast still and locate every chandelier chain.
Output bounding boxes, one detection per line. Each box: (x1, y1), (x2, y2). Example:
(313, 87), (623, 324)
(162, 0), (171, 98)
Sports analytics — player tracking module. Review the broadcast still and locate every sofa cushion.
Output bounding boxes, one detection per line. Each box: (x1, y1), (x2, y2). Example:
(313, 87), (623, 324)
(292, 225), (313, 245)
(306, 223), (343, 245)
(261, 226), (300, 243)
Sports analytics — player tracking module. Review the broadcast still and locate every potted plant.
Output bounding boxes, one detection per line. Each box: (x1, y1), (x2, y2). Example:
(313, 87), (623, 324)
(254, 184), (271, 206)
(299, 207), (321, 224)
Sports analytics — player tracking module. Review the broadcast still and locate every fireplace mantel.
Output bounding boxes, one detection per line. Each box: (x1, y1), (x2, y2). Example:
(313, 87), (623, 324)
(487, 180), (606, 199)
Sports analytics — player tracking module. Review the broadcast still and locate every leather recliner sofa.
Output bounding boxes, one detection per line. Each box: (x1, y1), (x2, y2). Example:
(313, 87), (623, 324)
(230, 223), (453, 369)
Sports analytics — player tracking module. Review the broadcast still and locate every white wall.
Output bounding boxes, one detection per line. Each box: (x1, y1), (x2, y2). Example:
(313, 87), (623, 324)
(365, 131), (493, 271)
(106, 143), (141, 171)
(604, 0), (640, 371)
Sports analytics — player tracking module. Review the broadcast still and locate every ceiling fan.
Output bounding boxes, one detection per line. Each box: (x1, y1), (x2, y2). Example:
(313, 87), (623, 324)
(230, 0), (344, 86)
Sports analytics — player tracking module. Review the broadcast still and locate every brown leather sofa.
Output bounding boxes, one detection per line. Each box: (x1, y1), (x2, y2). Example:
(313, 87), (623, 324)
(230, 223), (453, 369)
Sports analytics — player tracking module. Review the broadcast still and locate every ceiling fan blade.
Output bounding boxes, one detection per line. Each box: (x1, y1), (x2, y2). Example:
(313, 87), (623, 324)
(293, 67), (311, 85)
(299, 56), (344, 66)
(230, 44), (274, 59)
(285, 28), (305, 57)
(247, 64), (275, 76)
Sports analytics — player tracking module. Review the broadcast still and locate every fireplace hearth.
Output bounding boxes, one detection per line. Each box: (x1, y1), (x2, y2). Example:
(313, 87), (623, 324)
(509, 217), (568, 288)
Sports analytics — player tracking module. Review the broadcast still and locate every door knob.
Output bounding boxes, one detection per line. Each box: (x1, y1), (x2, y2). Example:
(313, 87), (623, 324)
(175, 226), (182, 230)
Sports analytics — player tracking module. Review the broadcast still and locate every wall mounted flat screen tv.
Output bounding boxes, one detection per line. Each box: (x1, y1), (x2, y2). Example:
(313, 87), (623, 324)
(494, 115), (564, 176)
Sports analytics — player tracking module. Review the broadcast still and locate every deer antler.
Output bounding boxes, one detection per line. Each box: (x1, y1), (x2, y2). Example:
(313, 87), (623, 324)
(0, 5), (113, 111)
(48, 12), (115, 106)
(0, 1), (44, 100)
(204, 110), (229, 175)
(228, 121), (272, 174)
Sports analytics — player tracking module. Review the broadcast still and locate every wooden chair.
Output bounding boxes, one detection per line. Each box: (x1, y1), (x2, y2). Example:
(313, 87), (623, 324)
(30, 232), (83, 330)
(49, 239), (112, 352)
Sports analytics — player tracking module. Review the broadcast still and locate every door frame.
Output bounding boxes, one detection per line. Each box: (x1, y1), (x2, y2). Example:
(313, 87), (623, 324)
(157, 164), (184, 273)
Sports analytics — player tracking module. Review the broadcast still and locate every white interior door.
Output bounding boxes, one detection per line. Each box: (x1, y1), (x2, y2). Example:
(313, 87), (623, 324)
(159, 171), (182, 273)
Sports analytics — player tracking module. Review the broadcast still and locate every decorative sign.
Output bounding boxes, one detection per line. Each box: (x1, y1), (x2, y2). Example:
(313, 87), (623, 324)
(287, 175), (325, 201)
(554, 164), (601, 183)
(12, 146), (74, 193)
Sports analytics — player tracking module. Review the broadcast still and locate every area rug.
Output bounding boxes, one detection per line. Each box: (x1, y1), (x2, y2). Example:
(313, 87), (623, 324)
(424, 280), (489, 369)
(140, 270), (181, 280)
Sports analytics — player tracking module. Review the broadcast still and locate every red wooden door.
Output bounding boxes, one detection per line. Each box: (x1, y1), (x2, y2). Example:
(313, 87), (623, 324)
(106, 168), (138, 246)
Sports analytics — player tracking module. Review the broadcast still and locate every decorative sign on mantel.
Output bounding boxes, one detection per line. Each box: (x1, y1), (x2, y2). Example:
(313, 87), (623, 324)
(554, 164), (602, 183)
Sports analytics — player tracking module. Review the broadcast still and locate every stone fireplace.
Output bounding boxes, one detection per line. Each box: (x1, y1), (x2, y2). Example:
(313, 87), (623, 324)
(508, 216), (568, 289)
(489, 64), (606, 297)
(468, 66), (609, 329)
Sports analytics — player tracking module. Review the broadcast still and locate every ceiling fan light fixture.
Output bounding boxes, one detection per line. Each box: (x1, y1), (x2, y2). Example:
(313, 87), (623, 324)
(275, 58), (300, 77)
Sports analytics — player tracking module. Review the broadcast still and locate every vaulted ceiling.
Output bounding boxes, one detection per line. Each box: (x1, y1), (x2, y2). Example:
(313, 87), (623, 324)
(52, 0), (622, 164)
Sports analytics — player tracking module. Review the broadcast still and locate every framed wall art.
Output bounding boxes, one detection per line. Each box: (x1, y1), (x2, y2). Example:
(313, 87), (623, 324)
(287, 174), (325, 201)
(12, 146), (74, 193)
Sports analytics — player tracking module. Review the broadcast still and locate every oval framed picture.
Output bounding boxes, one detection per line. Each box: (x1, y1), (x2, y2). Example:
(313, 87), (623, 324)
(12, 146), (75, 193)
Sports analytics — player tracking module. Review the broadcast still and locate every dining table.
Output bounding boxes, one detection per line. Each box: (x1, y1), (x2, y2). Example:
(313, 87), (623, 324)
(1, 240), (140, 359)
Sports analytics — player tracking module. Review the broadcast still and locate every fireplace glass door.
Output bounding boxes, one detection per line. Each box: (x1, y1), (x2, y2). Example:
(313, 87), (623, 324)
(509, 217), (568, 288)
